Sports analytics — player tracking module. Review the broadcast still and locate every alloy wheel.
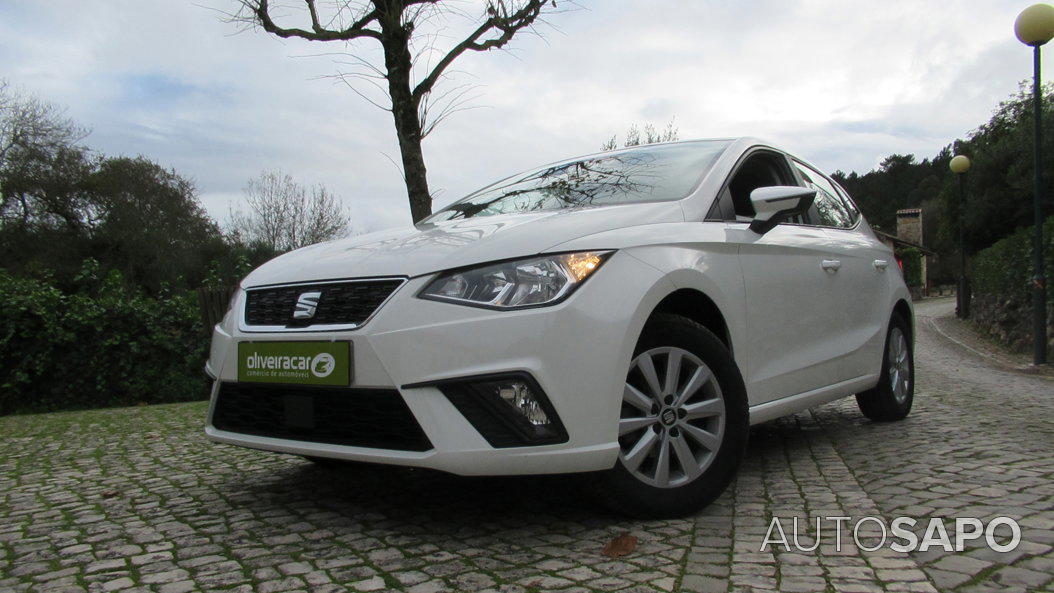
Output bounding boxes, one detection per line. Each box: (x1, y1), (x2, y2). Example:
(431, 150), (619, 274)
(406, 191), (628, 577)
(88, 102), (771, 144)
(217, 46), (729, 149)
(618, 346), (726, 488)
(888, 327), (911, 403)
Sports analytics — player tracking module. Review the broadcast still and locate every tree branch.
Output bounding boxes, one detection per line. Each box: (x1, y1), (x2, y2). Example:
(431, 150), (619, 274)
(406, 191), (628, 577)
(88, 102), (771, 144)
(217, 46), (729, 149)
(305, 0), (324, 33)
(411, 0), (550, 104)
(251, 0), (382, 41)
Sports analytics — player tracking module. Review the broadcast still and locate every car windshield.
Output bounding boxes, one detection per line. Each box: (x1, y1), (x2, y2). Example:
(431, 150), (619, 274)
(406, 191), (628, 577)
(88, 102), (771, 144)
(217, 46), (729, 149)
(425, 140), (731, 222)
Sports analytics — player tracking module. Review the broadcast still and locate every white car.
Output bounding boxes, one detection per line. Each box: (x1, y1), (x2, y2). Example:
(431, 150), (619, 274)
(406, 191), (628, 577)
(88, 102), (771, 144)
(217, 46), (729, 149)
(205, 138), (914, 517)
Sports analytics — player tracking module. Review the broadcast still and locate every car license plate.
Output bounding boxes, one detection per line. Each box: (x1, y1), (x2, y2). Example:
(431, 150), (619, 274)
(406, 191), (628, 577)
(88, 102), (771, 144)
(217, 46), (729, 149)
(237, 341), (351, 386)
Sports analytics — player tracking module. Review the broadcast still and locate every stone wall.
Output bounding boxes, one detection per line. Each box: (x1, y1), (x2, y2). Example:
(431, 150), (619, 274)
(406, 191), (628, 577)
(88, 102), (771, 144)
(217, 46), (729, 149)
(969, 216), (1053, 356)
(896, 209), (923, 245)
(971, 292), (1054, 355)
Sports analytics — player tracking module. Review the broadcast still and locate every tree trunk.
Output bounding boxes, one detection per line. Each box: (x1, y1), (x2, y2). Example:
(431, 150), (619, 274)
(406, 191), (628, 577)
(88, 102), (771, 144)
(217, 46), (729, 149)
(379, 9), (432, 223)
(394, 117), (431, 223)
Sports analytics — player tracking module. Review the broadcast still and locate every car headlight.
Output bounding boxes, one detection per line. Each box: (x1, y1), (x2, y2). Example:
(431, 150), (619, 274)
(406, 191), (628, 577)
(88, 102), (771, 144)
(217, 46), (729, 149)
(419, 251), (613, 309)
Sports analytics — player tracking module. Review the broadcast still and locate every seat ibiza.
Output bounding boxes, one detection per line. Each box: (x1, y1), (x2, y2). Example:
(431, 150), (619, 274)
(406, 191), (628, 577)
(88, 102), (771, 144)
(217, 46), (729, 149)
(206, 138), (914, 517)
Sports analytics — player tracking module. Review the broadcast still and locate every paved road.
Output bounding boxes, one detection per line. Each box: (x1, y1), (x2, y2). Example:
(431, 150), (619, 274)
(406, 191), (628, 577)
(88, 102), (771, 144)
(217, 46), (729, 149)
(1, 298), (1051, 593)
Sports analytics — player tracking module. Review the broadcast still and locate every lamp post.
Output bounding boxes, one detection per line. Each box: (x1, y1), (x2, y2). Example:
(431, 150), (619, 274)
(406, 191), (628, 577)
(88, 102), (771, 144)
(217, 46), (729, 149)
(950, 155), (972, 318)
(1015, 3), (1054, 365)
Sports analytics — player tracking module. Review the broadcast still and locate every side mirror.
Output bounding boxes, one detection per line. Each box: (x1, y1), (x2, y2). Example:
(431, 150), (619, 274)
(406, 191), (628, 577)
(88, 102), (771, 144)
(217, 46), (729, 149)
(748, 186), (816, 234)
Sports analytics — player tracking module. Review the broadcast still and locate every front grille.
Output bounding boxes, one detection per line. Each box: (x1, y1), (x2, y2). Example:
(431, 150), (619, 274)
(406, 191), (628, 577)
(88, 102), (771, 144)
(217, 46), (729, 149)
(244, 279), (403, 328)
(212, 383), (433, 452)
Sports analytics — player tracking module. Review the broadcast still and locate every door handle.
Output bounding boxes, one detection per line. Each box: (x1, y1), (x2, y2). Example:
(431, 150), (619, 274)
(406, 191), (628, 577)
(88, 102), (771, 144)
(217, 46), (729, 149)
(873, 259), (889, 271)
(821, 259), (842, 272)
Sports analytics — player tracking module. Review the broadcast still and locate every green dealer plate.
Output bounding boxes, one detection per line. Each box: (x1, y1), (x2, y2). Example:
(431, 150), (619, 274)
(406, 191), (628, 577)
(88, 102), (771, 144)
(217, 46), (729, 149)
(237, 341), (351, 386)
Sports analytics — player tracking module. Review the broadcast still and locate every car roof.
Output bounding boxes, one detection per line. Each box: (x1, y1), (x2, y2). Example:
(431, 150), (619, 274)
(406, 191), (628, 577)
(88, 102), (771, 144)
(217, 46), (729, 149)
(593, 137), (803, 165)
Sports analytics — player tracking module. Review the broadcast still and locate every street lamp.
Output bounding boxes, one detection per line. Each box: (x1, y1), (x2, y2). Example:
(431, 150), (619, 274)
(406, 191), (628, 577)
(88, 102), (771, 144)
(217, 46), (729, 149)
(1015, 3), (1054, 365)
(950, 155), (972, 319)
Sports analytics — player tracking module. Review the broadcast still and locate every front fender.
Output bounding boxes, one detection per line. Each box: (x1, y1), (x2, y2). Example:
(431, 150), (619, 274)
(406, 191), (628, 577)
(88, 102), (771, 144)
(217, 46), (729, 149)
(553, 222), (747, 373)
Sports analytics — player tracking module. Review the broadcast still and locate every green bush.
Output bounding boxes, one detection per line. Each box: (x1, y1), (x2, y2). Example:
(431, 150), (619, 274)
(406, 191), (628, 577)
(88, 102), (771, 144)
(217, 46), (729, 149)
(898, 247), (923, 288)
(0, 262), (208, 415)
(972, 216), (1054, 302)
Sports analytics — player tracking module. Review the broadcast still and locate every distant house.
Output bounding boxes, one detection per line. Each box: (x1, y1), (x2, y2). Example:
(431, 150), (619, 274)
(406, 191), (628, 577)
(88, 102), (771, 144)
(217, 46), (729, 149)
(874, 208), (937, 296)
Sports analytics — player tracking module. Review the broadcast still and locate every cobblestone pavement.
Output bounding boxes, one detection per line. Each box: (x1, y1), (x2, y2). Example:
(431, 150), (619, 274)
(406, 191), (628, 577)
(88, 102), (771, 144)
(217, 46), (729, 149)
(1, 297), (1051, 593)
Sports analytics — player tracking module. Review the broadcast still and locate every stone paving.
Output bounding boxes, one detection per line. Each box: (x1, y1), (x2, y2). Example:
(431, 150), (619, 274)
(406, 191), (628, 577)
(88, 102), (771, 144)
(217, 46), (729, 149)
(1, 297), (1052, 592)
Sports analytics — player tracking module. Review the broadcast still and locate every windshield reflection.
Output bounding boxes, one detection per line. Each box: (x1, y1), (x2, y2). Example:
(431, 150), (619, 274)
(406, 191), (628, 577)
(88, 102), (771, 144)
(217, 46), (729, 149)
(426, 141), (729, 222)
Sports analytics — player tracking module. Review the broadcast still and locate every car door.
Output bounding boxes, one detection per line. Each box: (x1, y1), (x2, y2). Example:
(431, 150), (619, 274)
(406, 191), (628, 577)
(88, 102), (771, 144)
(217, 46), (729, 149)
(712, 149), (848, 405)
(791, 160), (890, 382)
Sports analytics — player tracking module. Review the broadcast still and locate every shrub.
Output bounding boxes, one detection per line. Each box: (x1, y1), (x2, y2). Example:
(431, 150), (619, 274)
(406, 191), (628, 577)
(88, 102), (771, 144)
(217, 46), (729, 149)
(972, 217), (1054, 302)
(970, 217), (1054, 353)
(898, 247), (924, 288)
(0, 262), (208, 415)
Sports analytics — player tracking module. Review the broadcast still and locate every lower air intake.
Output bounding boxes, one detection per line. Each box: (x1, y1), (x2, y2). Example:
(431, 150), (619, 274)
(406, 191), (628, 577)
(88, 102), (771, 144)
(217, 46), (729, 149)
(212, 382), (433, 452)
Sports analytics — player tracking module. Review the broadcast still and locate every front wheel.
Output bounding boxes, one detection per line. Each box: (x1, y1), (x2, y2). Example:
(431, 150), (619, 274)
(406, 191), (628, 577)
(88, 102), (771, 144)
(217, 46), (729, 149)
(594, 314), (749, 518)
(856, 313), (914, 422)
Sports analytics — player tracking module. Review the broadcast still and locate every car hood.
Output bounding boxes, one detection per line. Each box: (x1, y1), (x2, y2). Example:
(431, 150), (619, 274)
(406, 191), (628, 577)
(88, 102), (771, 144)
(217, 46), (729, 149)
(242, 201), (684, 286)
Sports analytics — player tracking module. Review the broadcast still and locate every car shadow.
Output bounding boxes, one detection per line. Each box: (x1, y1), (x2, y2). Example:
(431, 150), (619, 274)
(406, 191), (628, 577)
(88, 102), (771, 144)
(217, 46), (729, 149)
(221, 412), (837, 531)
(231, 456), (626, 531)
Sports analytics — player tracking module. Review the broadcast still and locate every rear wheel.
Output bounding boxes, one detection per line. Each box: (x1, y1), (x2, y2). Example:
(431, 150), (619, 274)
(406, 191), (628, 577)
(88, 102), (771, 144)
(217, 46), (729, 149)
(595, 314), (748, 518)
(856, 313), (914, 421)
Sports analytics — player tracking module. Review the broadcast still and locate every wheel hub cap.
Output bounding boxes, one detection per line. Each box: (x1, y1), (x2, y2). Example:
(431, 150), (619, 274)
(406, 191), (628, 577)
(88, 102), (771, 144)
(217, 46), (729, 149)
(660, 408), (677, 426)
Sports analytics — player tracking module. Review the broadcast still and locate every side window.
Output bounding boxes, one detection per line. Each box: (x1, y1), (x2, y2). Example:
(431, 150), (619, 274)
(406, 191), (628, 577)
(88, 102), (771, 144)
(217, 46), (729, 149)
(793, 161), (853, 229)
(832, 181), (861, 225)
(708, 152), (795, 222)
(710, 188), (737, 221)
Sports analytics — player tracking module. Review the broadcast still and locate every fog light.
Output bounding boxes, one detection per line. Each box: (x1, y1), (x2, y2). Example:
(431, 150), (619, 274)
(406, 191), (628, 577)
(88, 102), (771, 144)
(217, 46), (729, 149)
(415, 372), (568, 447)
(496, 381), (550, 426)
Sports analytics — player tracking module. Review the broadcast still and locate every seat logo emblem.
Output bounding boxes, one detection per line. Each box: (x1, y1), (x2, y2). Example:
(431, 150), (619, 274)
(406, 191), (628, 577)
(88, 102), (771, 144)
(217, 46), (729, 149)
(293, 291), (322, 319)
(661, 408), (677, 426)
(657, 408), (674, 427)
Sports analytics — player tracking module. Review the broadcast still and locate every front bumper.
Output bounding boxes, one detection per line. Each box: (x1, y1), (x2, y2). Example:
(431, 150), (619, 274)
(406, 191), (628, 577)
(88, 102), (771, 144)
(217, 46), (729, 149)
(204, 251), (668, 476)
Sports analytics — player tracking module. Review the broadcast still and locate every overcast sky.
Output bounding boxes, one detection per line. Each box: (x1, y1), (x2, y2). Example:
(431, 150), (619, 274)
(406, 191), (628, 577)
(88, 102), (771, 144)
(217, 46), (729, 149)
(1, 0), (1047, 231)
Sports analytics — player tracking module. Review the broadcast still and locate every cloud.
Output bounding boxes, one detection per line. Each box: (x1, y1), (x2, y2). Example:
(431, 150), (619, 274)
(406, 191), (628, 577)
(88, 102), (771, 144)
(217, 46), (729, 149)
(0, 0), (1046, 230)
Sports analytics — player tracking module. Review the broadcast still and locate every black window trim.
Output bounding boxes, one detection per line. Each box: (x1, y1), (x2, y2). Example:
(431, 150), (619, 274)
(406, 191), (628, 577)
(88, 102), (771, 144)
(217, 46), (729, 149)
(830, 178), (864, 229)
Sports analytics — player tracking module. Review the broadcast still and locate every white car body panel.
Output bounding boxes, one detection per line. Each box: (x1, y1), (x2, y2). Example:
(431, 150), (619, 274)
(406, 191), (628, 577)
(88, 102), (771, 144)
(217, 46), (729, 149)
(820, 225), (899, 378)
(205, 137), (913, 476)
(240, 201), (685, 286)
(733, 222), (858, 403)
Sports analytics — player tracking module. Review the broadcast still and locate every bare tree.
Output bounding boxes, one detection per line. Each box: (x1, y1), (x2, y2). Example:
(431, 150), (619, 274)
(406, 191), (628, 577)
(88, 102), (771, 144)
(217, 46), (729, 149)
(0, 81), (93, 229)
(602, 119), (679, 151)
(229, 170), (352, 252)
(0, 81), (87, 170)
(227, 0), (559, 222)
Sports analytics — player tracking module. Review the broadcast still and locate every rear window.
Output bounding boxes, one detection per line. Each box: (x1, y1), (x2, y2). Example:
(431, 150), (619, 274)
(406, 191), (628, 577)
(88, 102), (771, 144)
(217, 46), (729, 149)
(425, 141), (730, 221)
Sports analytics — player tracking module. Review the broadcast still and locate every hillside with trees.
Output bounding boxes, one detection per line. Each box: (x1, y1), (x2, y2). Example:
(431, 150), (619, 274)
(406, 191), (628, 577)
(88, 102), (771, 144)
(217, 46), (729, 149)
(833, 83), (1054, 284)
(0, 82), (351, 413)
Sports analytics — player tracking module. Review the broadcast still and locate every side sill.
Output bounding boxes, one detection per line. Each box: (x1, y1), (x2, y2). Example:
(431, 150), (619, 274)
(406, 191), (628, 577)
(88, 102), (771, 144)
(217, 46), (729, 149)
(748, 374), (879, 425)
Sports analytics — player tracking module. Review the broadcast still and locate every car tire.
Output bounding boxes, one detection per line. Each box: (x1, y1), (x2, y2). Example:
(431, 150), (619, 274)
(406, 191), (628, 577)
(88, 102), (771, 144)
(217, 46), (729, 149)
(856, 313), (914, 422)
(594, 313), (749, 518)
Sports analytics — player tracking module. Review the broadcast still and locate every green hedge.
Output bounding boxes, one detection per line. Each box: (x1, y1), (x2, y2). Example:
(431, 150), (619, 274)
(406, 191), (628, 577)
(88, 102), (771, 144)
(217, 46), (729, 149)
(898, 247), (923, 288)
(972, 217), (1054, 302)
(0, 263), (208, 415)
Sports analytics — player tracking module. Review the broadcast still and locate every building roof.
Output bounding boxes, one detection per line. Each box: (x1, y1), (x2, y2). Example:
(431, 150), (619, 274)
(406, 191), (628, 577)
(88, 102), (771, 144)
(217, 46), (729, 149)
(874, 229), (936, 256)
